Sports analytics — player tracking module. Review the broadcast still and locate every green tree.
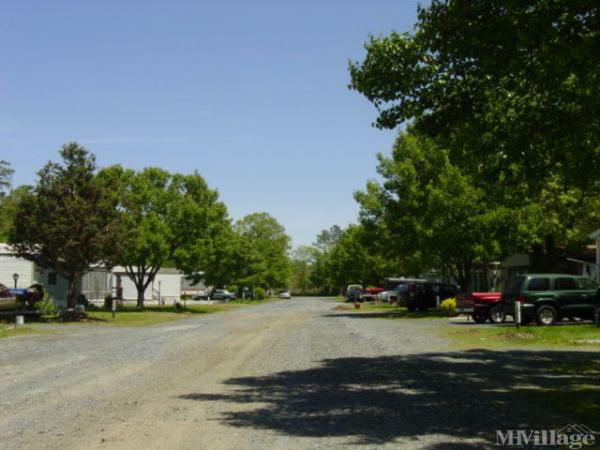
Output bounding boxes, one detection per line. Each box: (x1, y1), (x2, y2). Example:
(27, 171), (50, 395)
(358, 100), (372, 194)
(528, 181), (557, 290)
(290, 245), (319, 295)
(355, 131), (512, 289)
(234, 212), (291, 290)
(349, 1), (600, 264)
(0, 185), (31, 242)
(100, 166), (229, 307)
(0, 160), (14, 196)
(314, 225), (343, 252)
(10, 144), (123, 308)
(349, 0), (600, 189)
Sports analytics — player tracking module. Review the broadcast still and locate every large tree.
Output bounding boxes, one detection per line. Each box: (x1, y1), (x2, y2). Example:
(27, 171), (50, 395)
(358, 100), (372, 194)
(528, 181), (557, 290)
(100, 166), (229, 307)
(10, 144), (123, 308)
(350, 0), (600, 262)
(349, 0), (600, 188)
(233, 212), (291, 290)
(354, 131), (523, 289)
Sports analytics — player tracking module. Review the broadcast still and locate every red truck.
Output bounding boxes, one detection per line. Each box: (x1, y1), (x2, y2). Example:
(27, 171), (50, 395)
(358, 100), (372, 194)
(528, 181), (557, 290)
(456, 291), (505, 324)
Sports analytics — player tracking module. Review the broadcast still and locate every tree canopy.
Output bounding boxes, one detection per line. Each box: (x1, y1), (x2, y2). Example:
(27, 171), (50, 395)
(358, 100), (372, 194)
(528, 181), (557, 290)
(10, 144), (123, 308)
(99, 166), (230, 307)
(233, 212), (291, 290)
(349, 1), (600, 191)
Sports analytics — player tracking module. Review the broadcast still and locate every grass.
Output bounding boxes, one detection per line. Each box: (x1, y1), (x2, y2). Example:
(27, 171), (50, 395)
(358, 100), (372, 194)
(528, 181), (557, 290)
(0, 325), (49, 339)
(445, 322), (600, 349)
(81, 303), (244, 327)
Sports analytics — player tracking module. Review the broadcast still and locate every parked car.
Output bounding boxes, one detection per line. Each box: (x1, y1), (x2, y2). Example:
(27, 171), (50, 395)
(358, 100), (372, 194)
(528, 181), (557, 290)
(501, 274), (600, 326)
(279, 290), (291, 299)
(362, 287), (384, 302)
(378, 284), (410, 304)
(406, 281), (457, 312)
(210, 289), (236, 301)
(0, 283), (44, 312)
(345, 284), (364, 302)
(456, 291), (504, 323)
(192, 290), (209, 300)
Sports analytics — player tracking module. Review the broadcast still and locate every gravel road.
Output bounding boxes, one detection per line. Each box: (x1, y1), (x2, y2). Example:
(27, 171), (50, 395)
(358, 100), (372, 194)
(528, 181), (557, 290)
(1, 297), (597, 450)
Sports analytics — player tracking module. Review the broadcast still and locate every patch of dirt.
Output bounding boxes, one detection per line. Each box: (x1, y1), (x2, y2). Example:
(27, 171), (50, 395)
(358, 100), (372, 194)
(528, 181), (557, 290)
(332, 305), (352, 311)
(495, 332), (536, 340)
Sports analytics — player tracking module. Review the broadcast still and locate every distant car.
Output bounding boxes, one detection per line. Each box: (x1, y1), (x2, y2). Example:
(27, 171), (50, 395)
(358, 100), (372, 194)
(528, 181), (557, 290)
(345, 284), (364, 302)
(362, 287), (384, 302)
(192, 290), (209, 300)
(378, 284), (410, 304)
(456, 291), (504, 323)
(279, 290), (291, 299)
(501, 274), (600, 325)
(210, 289), (236, 301)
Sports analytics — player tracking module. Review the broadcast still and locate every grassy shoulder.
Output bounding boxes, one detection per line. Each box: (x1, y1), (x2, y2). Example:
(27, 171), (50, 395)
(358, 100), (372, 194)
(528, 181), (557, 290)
(444, 322), (600, 349)
(0, 325), (50, 339)
(82, 302), (254, 327)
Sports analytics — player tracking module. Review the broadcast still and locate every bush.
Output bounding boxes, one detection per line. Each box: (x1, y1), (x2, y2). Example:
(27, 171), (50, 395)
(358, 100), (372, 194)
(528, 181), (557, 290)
(33, 296), (57, 316)
(254, 287), (266, 300)
(439, 297), (457, 316)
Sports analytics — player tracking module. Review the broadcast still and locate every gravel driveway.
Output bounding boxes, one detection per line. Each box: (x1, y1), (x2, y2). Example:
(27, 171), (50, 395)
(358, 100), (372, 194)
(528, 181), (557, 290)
(1, 297), (598, 449)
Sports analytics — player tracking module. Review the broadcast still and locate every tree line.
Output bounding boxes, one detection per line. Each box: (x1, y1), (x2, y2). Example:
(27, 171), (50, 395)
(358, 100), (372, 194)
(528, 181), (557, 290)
(291, 0), (600, 294)
(0, 144), (291, 307)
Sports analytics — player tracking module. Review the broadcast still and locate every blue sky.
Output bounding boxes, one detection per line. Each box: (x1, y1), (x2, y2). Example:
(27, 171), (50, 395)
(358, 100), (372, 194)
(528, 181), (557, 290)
(0, 1), (421, 246)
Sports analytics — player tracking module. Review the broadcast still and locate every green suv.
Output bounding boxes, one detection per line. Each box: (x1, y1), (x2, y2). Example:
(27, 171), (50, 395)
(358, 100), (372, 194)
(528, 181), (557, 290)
(502, 274), (600, 325)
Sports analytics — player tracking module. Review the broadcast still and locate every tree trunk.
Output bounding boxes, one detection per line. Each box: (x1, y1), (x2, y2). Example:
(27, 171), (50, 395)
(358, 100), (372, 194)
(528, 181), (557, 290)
(67, 275), (78, 309)
(136, 287), (145, 309)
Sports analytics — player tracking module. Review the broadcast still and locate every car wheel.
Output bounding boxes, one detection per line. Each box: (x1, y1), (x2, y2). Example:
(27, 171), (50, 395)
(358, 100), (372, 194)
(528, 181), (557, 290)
(536, 305), (557, 326)
(489, 305), (506, 324)
(471, 313), (487, 324)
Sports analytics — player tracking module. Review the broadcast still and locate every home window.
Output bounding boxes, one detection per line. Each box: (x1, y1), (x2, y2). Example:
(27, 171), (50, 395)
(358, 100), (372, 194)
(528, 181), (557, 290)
(48, 272), (57, 286)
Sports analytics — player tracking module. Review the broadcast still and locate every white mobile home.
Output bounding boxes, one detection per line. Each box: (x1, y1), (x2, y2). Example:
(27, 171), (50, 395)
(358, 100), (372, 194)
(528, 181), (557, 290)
(112, 267), (183, 305)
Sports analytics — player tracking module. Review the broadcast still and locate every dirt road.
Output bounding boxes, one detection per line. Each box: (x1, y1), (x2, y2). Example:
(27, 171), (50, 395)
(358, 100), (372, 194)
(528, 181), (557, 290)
(1, 298), (597, 449)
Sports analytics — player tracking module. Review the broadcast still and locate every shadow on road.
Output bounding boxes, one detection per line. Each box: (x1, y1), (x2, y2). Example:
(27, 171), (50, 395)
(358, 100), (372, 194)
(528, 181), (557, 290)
(179, 349), (600, 447)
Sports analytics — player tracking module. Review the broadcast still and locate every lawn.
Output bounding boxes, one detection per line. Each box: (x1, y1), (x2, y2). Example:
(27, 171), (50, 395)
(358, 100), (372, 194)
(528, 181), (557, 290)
(82, 303), (243, 327)
(0, 325), (48, 339)
(445, 322), (600, 349)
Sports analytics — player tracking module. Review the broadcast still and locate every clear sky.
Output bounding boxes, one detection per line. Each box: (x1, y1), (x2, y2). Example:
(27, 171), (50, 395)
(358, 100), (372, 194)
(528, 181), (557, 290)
(0, 1), (422, 247)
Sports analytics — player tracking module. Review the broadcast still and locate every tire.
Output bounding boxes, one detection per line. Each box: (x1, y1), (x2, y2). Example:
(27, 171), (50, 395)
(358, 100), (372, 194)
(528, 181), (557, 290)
(471, 313), (487, 324)
(489, 305), (506, 324)
(407, 305), (416, 312)
(536, 305), (557, 326)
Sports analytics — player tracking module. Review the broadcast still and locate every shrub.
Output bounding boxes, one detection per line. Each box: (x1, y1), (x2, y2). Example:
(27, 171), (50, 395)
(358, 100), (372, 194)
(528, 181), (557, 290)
(254, 287), (266, 300)
(33, 296), (57, 316)
(439, 297), (457, 316)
